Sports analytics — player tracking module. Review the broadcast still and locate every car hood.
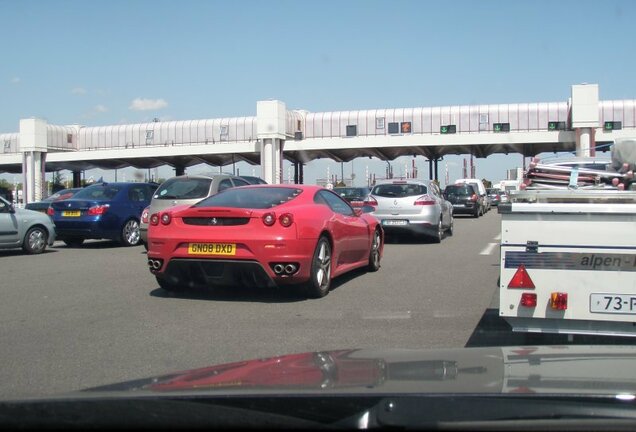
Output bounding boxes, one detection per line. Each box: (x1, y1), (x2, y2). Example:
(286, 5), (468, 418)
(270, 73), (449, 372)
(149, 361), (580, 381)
(72, 345), (636, 398)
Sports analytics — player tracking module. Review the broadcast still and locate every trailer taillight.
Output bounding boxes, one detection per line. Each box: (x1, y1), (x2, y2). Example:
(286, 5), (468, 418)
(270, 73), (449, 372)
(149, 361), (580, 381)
(550, 292), (568, 310)
(520, 293), (537, 308)
(507, 264), (535, 289)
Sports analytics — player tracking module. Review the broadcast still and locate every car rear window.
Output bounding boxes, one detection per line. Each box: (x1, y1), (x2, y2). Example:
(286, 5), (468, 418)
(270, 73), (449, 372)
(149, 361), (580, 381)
(195, 187), (303, 209)
(371, 183), (427, 198)
(445, 185), (475, 196)
(154, 178), (212, 200)
(73, 185), (123, 200)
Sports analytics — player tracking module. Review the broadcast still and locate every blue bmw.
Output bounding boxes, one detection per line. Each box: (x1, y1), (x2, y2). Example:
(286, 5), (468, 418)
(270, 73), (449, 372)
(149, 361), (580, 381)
(49, 182), (158, 247)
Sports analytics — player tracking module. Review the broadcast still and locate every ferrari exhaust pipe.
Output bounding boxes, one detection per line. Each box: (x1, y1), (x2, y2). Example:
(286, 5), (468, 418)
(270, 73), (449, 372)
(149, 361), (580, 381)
(273, 264), (284, 274)
(284, 264), (297, 274)
(148, 259), (162, 270)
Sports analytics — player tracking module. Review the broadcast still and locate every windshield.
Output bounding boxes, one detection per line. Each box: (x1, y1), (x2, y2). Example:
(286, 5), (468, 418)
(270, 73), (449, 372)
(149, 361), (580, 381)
(195, 187), (302, 209)
(2, 0), (636, 428)
(154, 178), (212, 200)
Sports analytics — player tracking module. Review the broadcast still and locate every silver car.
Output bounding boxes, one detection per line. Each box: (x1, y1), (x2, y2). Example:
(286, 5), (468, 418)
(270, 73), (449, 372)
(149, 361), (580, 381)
(0, 196), (56, 254)
(140, 174), (253, 248)
(366, 179), (453, 242)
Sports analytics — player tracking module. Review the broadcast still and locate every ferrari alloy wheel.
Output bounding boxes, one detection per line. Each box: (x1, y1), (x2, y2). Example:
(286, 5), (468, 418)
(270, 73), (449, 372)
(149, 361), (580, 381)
(367, 228), (381, 272)
(22, 227), (47, 254)
(121, 219), (141, 246)
(306, 237), (332, 298)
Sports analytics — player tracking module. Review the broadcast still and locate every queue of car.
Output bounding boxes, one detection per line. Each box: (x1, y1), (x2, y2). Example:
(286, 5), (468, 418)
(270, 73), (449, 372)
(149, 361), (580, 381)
(2, 174), (506, 298)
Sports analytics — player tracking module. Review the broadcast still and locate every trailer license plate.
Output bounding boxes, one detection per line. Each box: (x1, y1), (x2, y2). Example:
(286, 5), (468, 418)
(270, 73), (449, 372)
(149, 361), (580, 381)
(590, 294), (636, 314)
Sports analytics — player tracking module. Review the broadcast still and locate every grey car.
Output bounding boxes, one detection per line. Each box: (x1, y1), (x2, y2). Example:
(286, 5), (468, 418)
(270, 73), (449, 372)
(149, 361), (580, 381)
(140, 174), (253, 248)
(366, 179), (453, 242)
(0, 196), (56, 254)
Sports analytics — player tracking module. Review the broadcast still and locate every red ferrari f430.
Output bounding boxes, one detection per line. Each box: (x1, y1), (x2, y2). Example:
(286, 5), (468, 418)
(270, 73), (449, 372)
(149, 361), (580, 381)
(147, 185), (383, 298)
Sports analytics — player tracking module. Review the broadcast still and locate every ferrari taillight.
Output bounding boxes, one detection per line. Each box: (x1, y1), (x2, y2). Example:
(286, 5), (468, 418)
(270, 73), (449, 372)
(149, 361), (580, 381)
(279, 213), (293, 227)
(160, 213), (171, 225)
(46, 207), (54, 216)
(150, 213), (159, 226)
(262, 212), (276, 226)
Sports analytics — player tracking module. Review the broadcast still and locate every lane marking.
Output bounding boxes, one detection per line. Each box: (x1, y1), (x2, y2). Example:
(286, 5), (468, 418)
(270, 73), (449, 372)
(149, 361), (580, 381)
(480, 242), (498, 255)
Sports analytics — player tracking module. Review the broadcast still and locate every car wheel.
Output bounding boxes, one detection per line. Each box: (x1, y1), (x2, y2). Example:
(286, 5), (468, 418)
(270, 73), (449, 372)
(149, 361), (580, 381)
(156, 276), (181, 292)
(305, 236), (332, 298)
(143, 241), (148, 251)
(22, 226), (47, 254)
(120, 219), (141, 246)
(447, 213), (454, 236)
(367, 228), (382, 272)
(63, 237), (84, 247)
(433, 219), (443, 243)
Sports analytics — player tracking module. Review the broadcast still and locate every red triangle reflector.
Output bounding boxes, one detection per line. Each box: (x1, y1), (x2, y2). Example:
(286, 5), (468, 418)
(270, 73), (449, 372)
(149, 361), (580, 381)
(508, 264), (535, 289)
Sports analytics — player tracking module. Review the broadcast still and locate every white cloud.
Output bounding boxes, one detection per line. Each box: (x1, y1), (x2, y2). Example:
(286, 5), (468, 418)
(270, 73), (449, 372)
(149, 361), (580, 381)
(129, 98), (168, 111)
(94, 104), (108, 113)
(71, 87), (87, 95)
(10, 77), (20, 84)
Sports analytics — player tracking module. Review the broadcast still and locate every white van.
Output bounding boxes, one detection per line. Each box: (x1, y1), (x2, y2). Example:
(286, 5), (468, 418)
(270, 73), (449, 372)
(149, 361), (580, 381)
(454, 178), (488, 212)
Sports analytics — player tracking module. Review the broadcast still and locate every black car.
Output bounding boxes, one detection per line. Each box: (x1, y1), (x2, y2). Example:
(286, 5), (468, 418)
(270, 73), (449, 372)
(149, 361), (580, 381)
(443, 184), (482, 217)
(333, 187), (370, 207)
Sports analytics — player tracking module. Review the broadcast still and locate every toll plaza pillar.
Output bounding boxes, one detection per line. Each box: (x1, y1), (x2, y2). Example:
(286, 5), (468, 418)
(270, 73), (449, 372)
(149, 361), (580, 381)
(257, 100), (287, 184)
(174, 165), (185, 177)
(19, 118), (48, 204)
(571, 84), (599, 158)
(72, 171), (82, 187)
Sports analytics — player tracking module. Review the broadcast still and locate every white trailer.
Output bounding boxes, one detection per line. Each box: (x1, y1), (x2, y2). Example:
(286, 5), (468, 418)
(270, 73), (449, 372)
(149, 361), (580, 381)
(498, 189), (636, 337)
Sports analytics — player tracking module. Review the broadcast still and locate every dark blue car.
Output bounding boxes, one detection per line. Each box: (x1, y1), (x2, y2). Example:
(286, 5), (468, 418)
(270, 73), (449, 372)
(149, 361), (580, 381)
(49, 182), (158, 247)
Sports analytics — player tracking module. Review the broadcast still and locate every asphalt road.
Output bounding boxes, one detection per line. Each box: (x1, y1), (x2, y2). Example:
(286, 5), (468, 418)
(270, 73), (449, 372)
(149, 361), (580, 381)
(0, 210), (517, 399)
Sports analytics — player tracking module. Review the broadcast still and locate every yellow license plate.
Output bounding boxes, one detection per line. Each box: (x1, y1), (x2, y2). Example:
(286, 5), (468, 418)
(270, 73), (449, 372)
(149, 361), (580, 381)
(188, 243), (236, 255)
(62, 210), (81, 217)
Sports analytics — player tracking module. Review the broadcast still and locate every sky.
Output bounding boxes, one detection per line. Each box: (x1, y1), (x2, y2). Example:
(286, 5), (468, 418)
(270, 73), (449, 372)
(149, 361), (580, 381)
(1, 0), (635, 187)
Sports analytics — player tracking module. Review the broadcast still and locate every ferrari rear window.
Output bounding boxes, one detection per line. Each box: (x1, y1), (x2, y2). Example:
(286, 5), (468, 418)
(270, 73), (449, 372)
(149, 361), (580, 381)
(195, 187), (302, 209)
(371, 183), (427, 198)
